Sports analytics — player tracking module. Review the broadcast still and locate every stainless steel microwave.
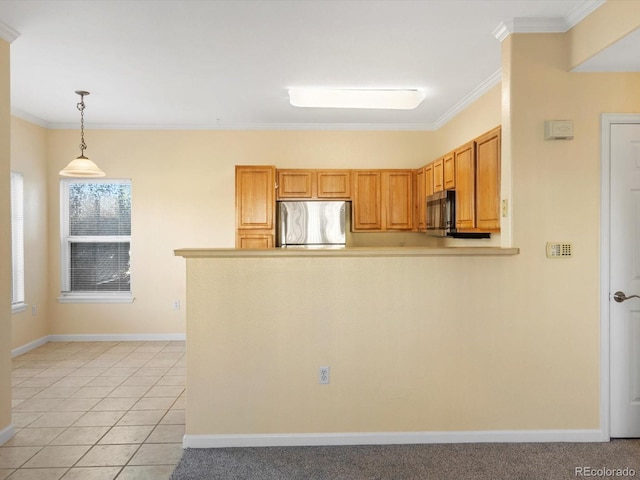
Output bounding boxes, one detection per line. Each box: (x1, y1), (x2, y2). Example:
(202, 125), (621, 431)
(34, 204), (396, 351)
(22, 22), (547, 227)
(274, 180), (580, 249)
(426, 190), (491, 239)
(426, 190), (455, 237)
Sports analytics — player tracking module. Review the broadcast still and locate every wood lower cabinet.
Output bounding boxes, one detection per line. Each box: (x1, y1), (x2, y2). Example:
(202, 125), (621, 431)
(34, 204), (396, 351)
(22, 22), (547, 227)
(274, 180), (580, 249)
(352, 171), (382, 230)
(235, 165), (276, 248)
(454, 142), (476, 231)
(475, 127), (501, 231)
(236, 233), (274, 249)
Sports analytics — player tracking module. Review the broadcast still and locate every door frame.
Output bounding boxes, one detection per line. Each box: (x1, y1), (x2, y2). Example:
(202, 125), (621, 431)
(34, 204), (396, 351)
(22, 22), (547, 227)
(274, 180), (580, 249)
(600, 114), (640, 440)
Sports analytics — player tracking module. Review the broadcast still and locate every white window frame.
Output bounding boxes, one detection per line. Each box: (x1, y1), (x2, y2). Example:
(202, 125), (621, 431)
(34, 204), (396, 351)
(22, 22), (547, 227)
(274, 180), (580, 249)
(10, 172), (26, 313)
(58, 178), (134, 303)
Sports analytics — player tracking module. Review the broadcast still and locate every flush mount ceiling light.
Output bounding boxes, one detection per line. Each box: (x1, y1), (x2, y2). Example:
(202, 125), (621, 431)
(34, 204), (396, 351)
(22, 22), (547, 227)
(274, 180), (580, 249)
(288, 88), (426, 110)
(59, 90), (105, 178)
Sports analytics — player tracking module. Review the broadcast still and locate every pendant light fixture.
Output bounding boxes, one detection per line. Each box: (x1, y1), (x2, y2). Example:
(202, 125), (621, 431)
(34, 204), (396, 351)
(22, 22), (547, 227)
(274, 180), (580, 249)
(59, 90), (105, 177)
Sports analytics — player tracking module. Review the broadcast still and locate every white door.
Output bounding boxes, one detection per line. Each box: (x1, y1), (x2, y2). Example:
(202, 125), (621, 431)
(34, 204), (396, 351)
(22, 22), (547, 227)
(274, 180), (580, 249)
(610, 122), (640, 437)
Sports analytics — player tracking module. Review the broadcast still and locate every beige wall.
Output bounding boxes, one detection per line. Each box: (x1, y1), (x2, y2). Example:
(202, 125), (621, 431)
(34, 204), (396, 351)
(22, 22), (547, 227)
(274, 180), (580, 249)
(44, 129), (444, 336)
(433, 83), (502, 158)
(569, 0), (640, 69)
(11, 117), (49, 349)
(187, 251), (597, 436)
(0, 40), (12, 436)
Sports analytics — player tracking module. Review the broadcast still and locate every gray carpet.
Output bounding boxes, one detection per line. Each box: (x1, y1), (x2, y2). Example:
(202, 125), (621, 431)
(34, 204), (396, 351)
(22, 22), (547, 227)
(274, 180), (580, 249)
(170, 440), (640, 480)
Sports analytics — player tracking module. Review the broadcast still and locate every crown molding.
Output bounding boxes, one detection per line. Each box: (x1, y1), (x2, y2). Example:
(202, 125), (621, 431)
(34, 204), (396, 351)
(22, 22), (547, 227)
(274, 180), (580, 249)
(493, 17), (568, 41)
(11, 108), (50, 128)
(434, 69), (502, 130)
(493, 0), (606, 42)
(565, 0), (606, 30)
(0, 21), (20, 43)
(46, 121), (437, 132)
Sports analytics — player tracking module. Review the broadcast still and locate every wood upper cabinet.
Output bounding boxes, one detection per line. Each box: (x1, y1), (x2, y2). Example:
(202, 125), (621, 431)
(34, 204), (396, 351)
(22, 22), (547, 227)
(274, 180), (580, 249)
(443, 152), (455, 190)
(433, 158), (444, 192)
(317, 170), (351, 198)
(453, 126), (502, 232)
(352, 170), (413, 231)
(454, 142), (476, 231)
(383, 170), (413, 230)
(277, 170), (313, 199)
(276, 169), (351, 199)
(475, 127), (501, 231)
(352, 171), (382, 230)
(415, 167), (426, 231)
(425, 163), (434, 197)
(235, 165), (276, 248)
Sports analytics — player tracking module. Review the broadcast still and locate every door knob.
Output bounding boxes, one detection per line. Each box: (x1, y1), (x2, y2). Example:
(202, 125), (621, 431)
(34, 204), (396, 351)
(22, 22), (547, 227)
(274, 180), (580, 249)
(613, 291), (640, 303)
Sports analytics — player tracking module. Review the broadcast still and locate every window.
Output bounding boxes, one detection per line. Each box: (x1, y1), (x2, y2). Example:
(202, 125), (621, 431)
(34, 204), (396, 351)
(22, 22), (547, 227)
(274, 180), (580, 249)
(60, 179), (132, 302)
(10, 172), (25, 311)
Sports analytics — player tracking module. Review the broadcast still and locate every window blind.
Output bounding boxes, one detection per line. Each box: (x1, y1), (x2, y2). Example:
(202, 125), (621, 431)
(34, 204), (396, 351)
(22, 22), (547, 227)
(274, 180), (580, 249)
(10, 172), (25, 305)
(62, 180), (131, 294)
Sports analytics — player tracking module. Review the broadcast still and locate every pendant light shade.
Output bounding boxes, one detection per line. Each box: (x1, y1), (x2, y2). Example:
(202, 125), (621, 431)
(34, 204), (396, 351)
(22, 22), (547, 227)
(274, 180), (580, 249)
(59, 91), (105, 178)
(59, 155), (105, 177)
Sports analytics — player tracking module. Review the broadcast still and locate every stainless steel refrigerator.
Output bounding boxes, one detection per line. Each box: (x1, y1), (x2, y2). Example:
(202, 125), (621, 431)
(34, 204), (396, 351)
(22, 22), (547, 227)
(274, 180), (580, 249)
(277, 201), (347, 248)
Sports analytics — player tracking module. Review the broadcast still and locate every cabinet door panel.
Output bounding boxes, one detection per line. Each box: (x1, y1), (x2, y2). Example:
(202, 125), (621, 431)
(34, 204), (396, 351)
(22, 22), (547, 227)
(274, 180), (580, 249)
(352, 171), (382, 230)
(317, 171), (351, 198)
(476, 128), (501, 231)
(433, 159), (444, 192)
(236, 166), (275, 230)
(277, 170), (313, 199)
(425, 163), (434, 197)
(237, 233), (273, 249)
(444, 152), (455, 190)
(384, 171), (413, 230)
(454, 143), (475, 230)
(415, 168), (426, 231)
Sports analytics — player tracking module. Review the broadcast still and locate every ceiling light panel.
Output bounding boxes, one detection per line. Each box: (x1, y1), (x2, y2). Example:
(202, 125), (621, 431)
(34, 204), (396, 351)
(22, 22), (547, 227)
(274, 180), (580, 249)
(288, 88), (426, 110)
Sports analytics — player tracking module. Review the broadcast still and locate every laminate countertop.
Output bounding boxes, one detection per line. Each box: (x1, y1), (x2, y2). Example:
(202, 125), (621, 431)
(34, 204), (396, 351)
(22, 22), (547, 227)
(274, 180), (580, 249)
(174, 246), (519, 258)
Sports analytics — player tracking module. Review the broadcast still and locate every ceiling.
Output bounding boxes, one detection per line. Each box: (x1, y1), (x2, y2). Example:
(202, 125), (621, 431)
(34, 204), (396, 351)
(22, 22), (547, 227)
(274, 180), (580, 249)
(0, 0), (631, 130)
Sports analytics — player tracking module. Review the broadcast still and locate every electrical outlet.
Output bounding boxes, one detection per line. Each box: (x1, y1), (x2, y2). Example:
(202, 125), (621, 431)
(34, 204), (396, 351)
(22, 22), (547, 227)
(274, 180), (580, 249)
(318, 366), (330, 384)
(173, 300), (180, 310)
(501, 199), (508, 217)
(31, 305), (37, 316)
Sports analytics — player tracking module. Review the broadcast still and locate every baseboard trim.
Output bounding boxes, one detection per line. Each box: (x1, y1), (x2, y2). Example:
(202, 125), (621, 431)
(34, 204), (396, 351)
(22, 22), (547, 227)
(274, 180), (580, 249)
(12, 333), (186, 357)
(182, 429), (607, 448)
(48, 333), (186, 342)
(0, 424), (15, 446)
(11, 336), (49, 358)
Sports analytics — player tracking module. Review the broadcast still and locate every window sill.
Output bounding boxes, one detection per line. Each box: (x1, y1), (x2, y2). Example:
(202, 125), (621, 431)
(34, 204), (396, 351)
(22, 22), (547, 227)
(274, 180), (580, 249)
(11, 302), (27, 314)
(57, 294), (135, 304)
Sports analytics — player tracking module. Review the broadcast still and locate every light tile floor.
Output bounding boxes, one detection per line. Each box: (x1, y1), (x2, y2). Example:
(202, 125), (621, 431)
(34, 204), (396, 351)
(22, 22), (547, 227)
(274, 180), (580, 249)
(1, 341), (185, 480)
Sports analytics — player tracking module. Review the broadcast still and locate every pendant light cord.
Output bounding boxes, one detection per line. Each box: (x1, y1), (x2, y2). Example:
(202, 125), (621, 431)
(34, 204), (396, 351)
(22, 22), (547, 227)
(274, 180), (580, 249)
(77, 93), (87, 156)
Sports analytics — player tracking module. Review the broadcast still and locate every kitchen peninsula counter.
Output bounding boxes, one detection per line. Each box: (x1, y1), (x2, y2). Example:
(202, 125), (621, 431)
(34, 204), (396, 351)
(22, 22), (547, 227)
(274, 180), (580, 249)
(175, 246), (519, 258)
(173, 245), (543, 449)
